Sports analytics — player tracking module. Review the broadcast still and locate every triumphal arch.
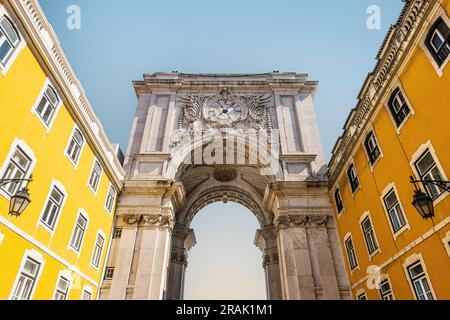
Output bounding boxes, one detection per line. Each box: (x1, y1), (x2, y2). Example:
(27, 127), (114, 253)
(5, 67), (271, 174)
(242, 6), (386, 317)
(100, 72), (350, 300)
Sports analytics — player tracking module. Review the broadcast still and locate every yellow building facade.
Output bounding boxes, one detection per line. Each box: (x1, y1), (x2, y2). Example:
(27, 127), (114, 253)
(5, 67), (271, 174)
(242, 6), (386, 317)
(328, 0), (450, 300)
(0, 0), (125, 300)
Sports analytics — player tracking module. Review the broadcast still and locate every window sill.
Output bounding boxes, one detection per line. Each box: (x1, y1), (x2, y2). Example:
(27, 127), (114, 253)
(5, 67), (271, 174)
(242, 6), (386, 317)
(369, 155), (383, 172)
(394, 112), (414, 135)
(37, 222), (56, 237)
(68, 244), (81, 256)
(350, 265), (360, 276)
(65, 153), (80, 170)
(368, 248), (381, 261)
(432, 191), (449, 207)
(351, 186), (361, 198)
(393, 224), (410, 240)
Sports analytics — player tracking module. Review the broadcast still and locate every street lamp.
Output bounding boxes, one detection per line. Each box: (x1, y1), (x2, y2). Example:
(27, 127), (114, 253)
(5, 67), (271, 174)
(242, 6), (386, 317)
(0, 177), (32, 217)
(410, 176), (450, 220)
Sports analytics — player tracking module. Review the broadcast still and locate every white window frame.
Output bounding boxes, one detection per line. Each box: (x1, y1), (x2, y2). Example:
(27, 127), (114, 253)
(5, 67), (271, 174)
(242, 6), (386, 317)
(380, 182), (410, 239)
(90, 230), (106, 271)
(384, 82), (415, 135)
(104, 184), (117, 214)
(347, 160), (361, 196)
(104, 267), (115, 280)
(0, 139), (37, 201)
(68, 209), (90, 255)
(343, 233), (359, 273)
(363, 129), (383, 170)
(52, 270), (73, 300)
(409, 141), (449, 206)
(30, 78), (62, 132)
(37, 180), (68, 235)
(421, 9), (450, 77)
(65, 125), (85, 168)
(403, 254), (436, 301)
(356, 289), (367, 301)
(9, 250), (45, 300)
(81, 285), (93, 300)
(87, 159), (102, 194)
(359, 211), (380, 259)
(0, 5), (26, 76)
(379, 277), (395, 300)
(113, 227), (122, 239)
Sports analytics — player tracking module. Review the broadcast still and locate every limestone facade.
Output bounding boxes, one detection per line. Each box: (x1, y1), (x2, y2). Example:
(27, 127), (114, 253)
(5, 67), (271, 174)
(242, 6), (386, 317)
(100, 72), (351, 300)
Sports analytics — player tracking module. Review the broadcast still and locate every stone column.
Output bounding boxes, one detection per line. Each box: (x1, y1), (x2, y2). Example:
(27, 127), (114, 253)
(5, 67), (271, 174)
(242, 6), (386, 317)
(167, 224), (196, 300)
(255, 225), (282, 300)
(276, 215), (316, 300)
(307, 216), (340, 300)
(132, 215), (174, 300)
(109, 215), (140, 300)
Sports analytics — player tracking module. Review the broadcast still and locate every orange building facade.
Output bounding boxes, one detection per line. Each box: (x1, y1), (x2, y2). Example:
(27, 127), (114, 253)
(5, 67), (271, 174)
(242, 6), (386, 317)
(328, 0), (450, 300)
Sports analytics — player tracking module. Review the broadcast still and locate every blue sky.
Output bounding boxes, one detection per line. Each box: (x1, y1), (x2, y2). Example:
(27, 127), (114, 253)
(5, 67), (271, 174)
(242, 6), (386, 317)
(39, 0), (404, 299)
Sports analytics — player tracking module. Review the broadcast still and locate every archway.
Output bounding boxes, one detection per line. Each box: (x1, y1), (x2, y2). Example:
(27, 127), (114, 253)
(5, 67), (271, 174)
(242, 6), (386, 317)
(165, 164), (283, 300)
(183, 202), (266, 300)
(101, 74), (351, 300)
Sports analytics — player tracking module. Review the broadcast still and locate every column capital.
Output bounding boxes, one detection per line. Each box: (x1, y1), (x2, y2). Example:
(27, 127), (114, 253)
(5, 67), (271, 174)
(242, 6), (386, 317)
(170, 248), (188, 267)
(263, 249), (279, 268)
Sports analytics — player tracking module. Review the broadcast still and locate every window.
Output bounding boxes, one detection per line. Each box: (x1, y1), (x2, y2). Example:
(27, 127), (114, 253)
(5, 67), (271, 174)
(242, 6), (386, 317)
(88, 160), (102, 192)
(91, 233), (105, 268)
(53, 276), (70, 300)
(408, 262), (434, 300)
(105, 185), (116, 213)
(334, 188), (344, 214)
(383, 189), (407, 233)
(0, 16), (20, 65)
(347, 164), (360, 193)
(425, 17), (450, 67)
(364, 132), (381, 165)
(81, 290), (92, 300)
(345, 236), (358, 271)
(361, 216), (378, 255)
(415, 150), (446, 200)
(11, 258), (40, 300)
(66, 129), (84, 164)
(35, 85), (59, 127)
(380, 280), (393, 300)
(0, 147), (32, 196)
(113, 228), (122, 239)
(388, 89), (411, 127)
(70, 213), (88, 252)
(40, 186), (65, 230)
(104, 267), (114, 280)
(357, 293), (367, 300)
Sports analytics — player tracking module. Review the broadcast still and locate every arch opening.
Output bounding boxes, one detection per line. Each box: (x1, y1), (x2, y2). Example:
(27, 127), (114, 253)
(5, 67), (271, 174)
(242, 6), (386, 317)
(183, 202), (267, 300)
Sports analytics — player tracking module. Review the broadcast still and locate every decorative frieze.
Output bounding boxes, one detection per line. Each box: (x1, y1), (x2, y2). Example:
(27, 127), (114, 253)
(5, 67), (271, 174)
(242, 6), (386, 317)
(276, 215), (331, 230)
(122, 214), (174, 231)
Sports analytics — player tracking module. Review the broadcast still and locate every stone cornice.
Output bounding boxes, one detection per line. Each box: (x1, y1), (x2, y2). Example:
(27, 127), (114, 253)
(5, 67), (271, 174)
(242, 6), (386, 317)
(6, 0), (125, 188)
(328, 0), (433, 186)
(133, 72), (318, 97)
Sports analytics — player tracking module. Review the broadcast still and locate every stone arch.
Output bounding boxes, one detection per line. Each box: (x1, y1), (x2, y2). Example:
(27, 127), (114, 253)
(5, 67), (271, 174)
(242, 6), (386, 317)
(102, 74), (351, 301)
